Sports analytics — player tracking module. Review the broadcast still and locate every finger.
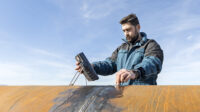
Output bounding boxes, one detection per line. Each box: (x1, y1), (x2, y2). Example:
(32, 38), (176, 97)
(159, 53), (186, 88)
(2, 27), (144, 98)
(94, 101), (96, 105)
(78, 68), (83, 73)
(116, 74), (119, 85)
(116, 70), (126, 84)
(118, 69), (126, 74)
(117, 69), (126, 76)
(75, 65), (81, 70)
(116, 74), (121, 85)
(116, 69), (127, 85)
(76, 62), (80, 65)
(124, 73), (131, 82)
(75, 66), (79, 70)
(120, 72), (128, 83)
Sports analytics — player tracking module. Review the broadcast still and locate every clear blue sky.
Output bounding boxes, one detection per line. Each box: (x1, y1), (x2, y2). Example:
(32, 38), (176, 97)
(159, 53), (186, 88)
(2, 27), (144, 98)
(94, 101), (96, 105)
(0, 0), (200, 85)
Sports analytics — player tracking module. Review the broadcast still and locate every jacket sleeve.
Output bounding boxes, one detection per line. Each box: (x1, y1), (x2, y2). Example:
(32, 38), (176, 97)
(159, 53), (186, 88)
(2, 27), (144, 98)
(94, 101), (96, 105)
(133, 40), (164, 80)
(91, 47), (119, 76)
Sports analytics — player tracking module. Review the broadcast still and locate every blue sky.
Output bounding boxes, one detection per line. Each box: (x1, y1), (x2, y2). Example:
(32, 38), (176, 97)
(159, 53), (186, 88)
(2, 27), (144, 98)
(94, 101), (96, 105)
(0, 0), (200, 85)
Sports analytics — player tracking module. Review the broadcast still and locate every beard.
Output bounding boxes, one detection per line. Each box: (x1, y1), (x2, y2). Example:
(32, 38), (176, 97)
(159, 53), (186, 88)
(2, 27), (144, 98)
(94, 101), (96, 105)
(126, 32), (139, 43)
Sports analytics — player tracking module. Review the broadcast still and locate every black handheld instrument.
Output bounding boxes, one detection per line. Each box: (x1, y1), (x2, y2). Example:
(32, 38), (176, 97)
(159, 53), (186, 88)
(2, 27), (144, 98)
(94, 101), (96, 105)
(75, 52), (99, 81)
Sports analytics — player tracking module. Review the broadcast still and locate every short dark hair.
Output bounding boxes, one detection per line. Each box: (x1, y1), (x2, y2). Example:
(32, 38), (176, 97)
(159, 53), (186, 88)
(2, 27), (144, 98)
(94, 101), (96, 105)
(120, 13), (140, 26)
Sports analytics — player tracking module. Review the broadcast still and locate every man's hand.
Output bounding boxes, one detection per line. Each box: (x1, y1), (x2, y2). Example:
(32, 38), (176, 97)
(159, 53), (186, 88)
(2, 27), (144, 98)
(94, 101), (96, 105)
(116, 69), (137, 85)
(75, 62), (83, 73)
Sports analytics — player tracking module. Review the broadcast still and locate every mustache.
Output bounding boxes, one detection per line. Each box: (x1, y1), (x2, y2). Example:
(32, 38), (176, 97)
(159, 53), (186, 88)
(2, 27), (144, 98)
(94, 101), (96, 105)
(126, 36), (133, 39)
(126, 34), (139, 42)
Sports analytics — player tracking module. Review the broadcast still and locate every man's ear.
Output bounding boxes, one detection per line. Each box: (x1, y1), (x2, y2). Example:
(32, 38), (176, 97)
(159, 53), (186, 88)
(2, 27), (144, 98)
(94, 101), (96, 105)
(136, 24), (140, 32)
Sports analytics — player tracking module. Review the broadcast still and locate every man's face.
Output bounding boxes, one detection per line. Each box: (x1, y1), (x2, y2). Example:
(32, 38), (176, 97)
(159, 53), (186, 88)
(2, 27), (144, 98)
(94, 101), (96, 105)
(122, 23), (140, 42)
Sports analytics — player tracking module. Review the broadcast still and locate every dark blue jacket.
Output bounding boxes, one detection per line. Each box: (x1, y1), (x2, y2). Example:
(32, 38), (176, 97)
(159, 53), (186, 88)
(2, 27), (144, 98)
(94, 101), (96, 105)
(92, 32), (163, 85)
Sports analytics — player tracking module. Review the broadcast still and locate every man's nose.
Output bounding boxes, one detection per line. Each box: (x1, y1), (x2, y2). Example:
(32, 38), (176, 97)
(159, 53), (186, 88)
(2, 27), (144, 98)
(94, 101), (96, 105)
(125, 32), (129, 37)
(124, 31), (127, 35)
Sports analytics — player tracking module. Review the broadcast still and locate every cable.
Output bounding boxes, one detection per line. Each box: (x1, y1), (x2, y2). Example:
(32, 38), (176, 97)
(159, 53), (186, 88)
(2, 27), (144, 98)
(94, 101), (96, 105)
(69, 68), (89, 86)
(69, 71), (79, 85)
(85, 77), (87, 86)
(69, 68), (86, 86)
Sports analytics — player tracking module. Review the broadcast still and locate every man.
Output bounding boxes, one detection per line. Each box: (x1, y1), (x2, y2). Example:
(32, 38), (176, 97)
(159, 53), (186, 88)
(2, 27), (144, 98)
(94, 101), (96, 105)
(76, 13), (163, 85)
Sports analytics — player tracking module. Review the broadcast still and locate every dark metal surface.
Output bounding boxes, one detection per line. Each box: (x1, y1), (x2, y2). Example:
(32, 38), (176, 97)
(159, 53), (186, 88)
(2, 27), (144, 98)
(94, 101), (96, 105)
(49, 86), (124, 112)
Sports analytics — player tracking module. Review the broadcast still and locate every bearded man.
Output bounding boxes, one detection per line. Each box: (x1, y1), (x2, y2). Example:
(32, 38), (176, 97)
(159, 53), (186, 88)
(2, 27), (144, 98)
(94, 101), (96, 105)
(76, 13), (164, 85)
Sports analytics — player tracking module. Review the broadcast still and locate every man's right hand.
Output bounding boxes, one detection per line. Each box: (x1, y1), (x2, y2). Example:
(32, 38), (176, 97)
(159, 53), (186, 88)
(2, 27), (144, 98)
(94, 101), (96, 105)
(75, 62), (83, 73)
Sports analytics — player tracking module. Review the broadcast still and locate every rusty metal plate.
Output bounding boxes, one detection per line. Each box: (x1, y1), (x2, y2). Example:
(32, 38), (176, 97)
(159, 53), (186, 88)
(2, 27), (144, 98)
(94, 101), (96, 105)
(0, 86), (200, 112)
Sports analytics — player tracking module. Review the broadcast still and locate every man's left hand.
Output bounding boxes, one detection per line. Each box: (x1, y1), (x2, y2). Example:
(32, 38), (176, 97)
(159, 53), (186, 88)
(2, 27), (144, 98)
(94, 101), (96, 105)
(116, 69), (137, 85)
